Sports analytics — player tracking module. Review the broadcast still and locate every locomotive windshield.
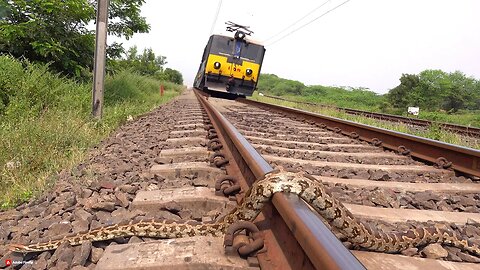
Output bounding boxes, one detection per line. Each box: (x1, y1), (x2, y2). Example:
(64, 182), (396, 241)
(211, 36), (232, 55)
(210, 35), (264, 64)
(239, 43), (264, 63)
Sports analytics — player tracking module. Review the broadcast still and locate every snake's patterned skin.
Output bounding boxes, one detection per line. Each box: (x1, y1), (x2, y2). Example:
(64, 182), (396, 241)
(8, 167), (480, 256)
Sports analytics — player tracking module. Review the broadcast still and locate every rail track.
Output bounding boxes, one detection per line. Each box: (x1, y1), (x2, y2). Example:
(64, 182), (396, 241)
(1, 89), (480, 269)
(262, 94), (480, 137)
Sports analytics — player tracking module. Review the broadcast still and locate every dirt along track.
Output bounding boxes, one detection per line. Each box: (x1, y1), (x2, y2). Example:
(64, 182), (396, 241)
(1, 88), (480, 270)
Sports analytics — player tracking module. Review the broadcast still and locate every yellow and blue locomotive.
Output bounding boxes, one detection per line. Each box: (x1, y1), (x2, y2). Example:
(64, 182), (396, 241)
(194, 22), (266, 98)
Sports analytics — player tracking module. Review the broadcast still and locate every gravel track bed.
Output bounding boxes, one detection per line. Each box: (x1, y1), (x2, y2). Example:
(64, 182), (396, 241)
(233, 120), (349, 136)
(345, 219), (480, 263)
(0, 95), (225, 269)
(325, 183), (480, 213)
(266, 150), (458, 184)
(237, 128), (351, 144)
(224, 108), (473, 184)
(254, 145), (416, 165)
(238, 127), (346, 140)
(213, 99), (480, 263)
(2, 95), (477, 267)
(244, 137), (379, 152)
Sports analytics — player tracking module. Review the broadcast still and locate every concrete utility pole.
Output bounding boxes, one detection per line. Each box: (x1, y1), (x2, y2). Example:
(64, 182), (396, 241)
(92, 0), (109, 119)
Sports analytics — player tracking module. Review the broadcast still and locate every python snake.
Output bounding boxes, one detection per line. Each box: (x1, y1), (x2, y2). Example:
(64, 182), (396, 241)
(8, 167), (480, 256)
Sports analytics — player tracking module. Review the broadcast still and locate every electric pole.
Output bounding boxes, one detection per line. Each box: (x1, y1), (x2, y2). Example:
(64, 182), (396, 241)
(92, 0), (109, 119)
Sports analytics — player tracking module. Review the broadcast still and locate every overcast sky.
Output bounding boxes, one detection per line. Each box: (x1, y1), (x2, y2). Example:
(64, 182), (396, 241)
(110, 0), (480, 94)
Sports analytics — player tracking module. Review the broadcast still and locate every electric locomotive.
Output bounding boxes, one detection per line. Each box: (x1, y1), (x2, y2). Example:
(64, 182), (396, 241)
(194, 22), (266, 98)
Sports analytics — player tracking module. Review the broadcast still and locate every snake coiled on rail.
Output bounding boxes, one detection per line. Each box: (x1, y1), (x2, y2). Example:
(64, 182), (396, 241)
(8, 167), (480, 257)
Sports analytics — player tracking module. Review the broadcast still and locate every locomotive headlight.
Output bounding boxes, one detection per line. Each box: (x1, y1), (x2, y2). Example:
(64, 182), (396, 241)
(246, 68), (253, 76)
(214, 62), (221, 69)
(235, 31), (246, 40)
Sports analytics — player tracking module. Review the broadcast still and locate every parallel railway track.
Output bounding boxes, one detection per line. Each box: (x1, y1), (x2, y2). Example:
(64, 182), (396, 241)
(262, 94), (480, 137)
(1, 89), (479, 269)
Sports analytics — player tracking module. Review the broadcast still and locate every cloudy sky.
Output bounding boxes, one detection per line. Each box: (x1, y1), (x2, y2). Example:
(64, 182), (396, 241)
(110, 0), (480, 94)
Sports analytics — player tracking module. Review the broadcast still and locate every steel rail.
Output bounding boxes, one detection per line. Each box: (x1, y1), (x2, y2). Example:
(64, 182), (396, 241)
(238, 98), (480, 178)
(262, 94), (480, 137)
(194, 90), (366, 270)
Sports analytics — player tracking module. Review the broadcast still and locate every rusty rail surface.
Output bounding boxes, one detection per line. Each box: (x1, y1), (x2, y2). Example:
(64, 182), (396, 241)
(194, 90), (366, 270)
(262, 94), (480, 137)
(239, 98), (480, 179)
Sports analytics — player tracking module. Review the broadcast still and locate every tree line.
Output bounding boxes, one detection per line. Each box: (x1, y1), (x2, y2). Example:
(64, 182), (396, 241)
(257, 70), (480, 113)
(257, 74), (382, 110)
(387, 70), (480, 112)
(109, 46), (183, 85)
(0, 0), (182, 84)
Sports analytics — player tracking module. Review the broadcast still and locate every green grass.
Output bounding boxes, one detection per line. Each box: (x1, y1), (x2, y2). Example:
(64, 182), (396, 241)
(250, 93), (480, 150)
(0, 55), (183, 208)
(415, 110), (480, 128)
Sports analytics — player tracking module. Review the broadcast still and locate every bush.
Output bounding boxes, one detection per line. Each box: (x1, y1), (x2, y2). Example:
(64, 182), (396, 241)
(155, 68), (183, 85)
(0, 55), (87, 119)
(0, 55), (182, 208)
(257, 73), (383, 110)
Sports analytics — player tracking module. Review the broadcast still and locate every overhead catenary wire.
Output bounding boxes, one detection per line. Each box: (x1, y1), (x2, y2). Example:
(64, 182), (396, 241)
(209, 0), (223, 35)
(267, 0), (352, 46)
(263, 0), (332, 43)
